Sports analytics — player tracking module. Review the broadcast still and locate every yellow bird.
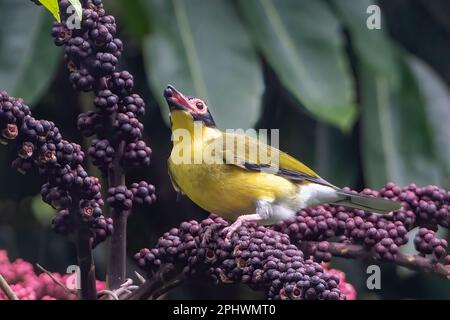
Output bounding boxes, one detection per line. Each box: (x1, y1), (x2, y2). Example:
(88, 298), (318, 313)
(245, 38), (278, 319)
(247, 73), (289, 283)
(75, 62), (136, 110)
(164, 85), (400, 238)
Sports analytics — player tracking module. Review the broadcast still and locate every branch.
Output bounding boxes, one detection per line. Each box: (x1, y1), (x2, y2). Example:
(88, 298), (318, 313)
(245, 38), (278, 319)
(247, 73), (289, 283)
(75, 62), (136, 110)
(75, 214), (97, 300)
(0, 274), (18, 300)
(106, 140), (128, 290)
(36, 263), (75, 295)
(107, 209), (129, 289)
(299, 241), (450, 279)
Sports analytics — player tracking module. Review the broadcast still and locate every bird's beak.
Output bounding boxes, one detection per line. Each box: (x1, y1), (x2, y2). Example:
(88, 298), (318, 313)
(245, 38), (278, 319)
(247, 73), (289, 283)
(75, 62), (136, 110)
(164, 85), (192, 112)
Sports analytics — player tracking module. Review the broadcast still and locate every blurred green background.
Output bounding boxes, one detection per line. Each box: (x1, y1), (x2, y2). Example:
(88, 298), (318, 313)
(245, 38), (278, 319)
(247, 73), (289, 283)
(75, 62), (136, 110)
(0, 0), (450, 299)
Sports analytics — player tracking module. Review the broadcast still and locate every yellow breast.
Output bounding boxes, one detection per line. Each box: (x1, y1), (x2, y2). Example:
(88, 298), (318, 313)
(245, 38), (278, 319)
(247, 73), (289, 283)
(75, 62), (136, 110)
(167, 110), (299, 221)
(168, 160), (298, 221)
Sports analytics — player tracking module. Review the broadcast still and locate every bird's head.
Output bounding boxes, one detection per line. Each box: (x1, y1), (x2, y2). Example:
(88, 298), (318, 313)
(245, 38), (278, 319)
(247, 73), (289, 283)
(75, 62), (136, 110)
(164, 85), (216, 128)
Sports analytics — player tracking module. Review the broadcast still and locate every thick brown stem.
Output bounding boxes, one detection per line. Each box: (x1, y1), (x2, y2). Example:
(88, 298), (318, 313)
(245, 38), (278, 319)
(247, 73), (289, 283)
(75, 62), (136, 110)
(106, 141), (128, 290)
(75, 217), (97, 300)
(107, 211), (129, 289)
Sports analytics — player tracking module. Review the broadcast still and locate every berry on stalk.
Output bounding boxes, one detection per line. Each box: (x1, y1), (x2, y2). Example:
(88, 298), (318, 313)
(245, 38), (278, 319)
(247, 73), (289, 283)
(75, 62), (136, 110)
(107, 185), (133, 212)
(130, 181), (156, 207)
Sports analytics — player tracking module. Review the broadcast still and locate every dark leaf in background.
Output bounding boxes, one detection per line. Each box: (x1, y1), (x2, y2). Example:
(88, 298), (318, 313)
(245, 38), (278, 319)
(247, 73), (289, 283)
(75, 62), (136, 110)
(31, 194), (55, 227)
(409, 57), (450, 187)
(332, 0), (442, 188)
(359, 61), (441, 188)
(329, 0), (399, 82)
(116, 0), (150, 41)
(0, 1), (61, 105)
(259, 67), (358, 188)
(142, 0), (264, 129)
(238, 0), (357, 131)
(313, 122), (358, 187)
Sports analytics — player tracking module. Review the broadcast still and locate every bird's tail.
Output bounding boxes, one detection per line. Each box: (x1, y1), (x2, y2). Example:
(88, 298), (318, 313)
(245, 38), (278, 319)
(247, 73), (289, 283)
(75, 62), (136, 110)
(334, 190), (401, 214)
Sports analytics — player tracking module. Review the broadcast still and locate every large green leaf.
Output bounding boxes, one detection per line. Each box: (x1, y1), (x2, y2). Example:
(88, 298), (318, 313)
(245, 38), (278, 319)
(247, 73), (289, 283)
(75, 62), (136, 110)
(0, 1), (61, 105)
(359, 61), (441, 188)
(116, 0), (150, 41)
(329, 0), (399, 83)
(409, 57), (450, 186)
(36, 0), (61, 22)
(333, 0), (443, 188)
(142, 0), (264, 130)
(238, 0), (357, 131)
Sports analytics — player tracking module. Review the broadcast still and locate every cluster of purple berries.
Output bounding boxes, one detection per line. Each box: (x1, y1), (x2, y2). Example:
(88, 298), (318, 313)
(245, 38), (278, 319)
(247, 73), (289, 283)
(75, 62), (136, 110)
(52, 0), (150, 166)
(135, 215), (347, 300)
(274, 183), (450, 263)
(135, 184), (450, 299)
(0, 91), (111, 248)
(414, 228), (448, 259)
(51, 0), (155, 213)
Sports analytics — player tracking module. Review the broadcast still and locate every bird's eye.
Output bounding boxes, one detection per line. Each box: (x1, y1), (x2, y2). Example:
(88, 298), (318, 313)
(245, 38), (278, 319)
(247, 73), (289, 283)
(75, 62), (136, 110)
(196, 102), (204, 110)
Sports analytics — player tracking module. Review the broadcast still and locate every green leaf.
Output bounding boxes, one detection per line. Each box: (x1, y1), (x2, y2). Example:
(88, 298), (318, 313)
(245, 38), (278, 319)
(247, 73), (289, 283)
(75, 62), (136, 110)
(36, 0), (60, 22)
(117, 0), (150, 41)
(238, 0), (357, 131)
(34, 0), (82, 23)
(409, 57), (450, 186)
(329, 0), (399, 82)
(31, 194), (56, 227)
(333, 0), (443, 188)
(0, 2), (61, 105)
(359, 60), (441, 188)
(142, 0), (264, 129)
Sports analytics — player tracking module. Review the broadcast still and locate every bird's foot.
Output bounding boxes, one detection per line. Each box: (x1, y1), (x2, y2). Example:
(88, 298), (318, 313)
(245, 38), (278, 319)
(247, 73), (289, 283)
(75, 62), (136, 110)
(221, 210), (270, 243)
(221, 225), (239, 243)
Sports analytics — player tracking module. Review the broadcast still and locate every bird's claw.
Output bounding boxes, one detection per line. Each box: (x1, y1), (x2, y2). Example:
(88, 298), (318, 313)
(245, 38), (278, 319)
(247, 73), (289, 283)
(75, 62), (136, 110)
(221, 226), (236, 244)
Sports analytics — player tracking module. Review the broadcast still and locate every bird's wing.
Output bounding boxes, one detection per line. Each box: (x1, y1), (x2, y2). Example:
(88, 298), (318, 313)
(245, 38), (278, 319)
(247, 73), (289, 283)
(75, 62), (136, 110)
(206, 132), (336, 188)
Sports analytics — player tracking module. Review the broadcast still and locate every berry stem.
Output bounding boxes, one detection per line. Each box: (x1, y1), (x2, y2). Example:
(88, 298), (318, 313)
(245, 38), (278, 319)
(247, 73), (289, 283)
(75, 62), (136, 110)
(107, 210), (128, 289)
(106, 130), (128, 290)
(74, 211), (97, 300)
(299, 241), (450, 279)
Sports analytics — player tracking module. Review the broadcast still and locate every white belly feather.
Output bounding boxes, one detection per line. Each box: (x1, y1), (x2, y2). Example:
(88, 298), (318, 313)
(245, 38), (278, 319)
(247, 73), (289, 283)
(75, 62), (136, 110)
(295, 183), (340, 209)
(259, 183), (340, 225)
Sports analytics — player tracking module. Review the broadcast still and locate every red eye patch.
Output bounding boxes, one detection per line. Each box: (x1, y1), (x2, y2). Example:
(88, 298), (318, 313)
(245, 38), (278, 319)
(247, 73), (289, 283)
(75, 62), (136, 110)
(189, 98), (208, 114)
